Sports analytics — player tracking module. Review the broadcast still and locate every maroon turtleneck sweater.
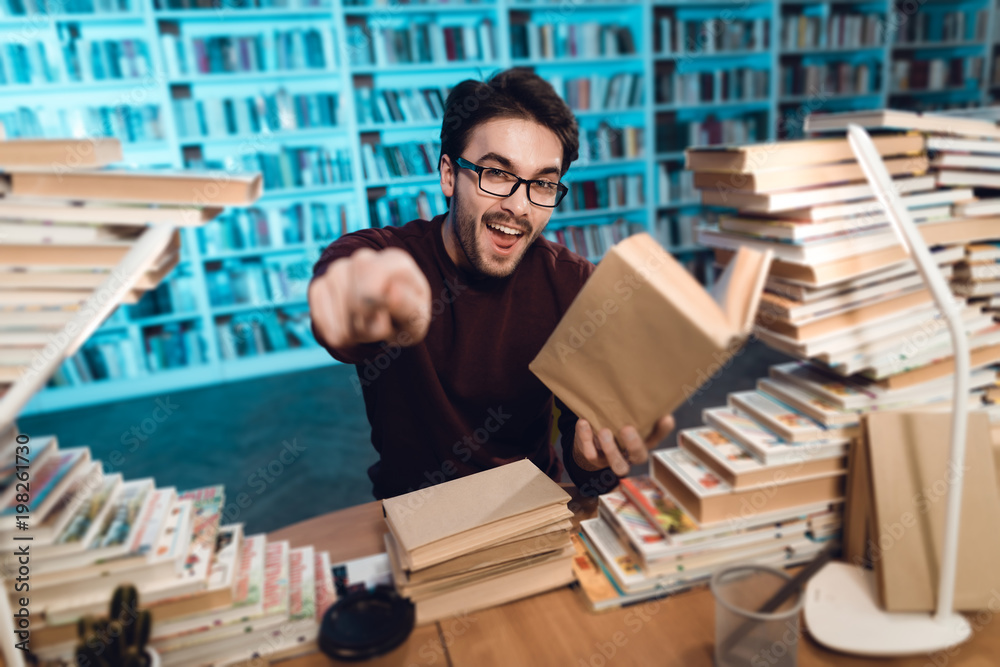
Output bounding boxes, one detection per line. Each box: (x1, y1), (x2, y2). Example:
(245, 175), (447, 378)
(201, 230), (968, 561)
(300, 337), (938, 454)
(310, 214), (616, 499)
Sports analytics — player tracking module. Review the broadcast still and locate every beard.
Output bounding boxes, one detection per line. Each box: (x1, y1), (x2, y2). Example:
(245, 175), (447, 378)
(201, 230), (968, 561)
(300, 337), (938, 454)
(450, 188), (542, 279)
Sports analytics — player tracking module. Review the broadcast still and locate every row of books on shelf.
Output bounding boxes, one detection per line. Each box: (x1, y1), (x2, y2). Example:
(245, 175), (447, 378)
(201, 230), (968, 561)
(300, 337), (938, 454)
(2, 0), (132, 14)
(50, 324), (203, 385)
(509, 21), (636, 60)
(0, 440), (336, 665)
(653, 211), (699, 249)
(548, 72), (643, 113)
(656, 164), (696, 206)
(780, 61), (877, 97)
(155, 0), (330, 9)
(656, 16), (768, 55)
(891, 56), (983, 92)
(543, 218), (644, 261)
(557, 174), (644, 214)
(893, 8), (988, 44)
(780, 13), (883, 51)
(1, 38), (156, 87)
(216, 308), (313, 359)
(160, 28), (327, 78)
(369, 189), (445, 229)
(657, 115), (764, 154)
(146, 324), (206, 371)
(578, 123), (643, 162)
(0, 104), (165, 143)
(50, 307), (317, 384)
(657, 68), (769, 105)
(173, 89), (341, 140)
(355, 86), (448, 127)
(346, 20), (496, 67)
(205, 255), (311, 308)
(188, 145), (353, 191)
(200, 200), (356, 254)
(62, 32), (153, 82)
(361, 140), (439, 182)
(128, 274), (200, 319)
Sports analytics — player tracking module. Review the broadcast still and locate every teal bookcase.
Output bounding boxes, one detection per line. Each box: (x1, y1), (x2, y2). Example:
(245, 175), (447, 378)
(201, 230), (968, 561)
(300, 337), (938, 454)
(7, 0), (999, 413)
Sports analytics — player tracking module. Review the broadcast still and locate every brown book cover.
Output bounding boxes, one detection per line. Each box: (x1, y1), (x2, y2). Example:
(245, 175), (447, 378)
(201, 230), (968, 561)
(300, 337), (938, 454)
(382, 459), (571, 571)
(692, 155), (928, 194)
(11, 170), (262, 206)
(0, 138), (122, 169)
(758, 289), (933, 341)
(530, 233), (772, 440)
(865, 410), (1000, 612)
(684, 134), (924, 173)
(804, 108), (1000, 139)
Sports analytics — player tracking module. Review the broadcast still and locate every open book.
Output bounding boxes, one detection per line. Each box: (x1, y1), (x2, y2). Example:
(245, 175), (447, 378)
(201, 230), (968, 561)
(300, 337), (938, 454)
(529, 233), (773, 439)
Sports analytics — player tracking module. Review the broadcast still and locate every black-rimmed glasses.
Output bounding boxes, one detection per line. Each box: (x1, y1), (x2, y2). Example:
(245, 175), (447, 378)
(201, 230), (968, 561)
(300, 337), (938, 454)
(454, 156), (568, 208)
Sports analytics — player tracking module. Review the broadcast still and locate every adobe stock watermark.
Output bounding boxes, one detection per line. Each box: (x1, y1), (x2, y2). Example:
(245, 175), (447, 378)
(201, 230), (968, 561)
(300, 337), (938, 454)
(923, 588), (1000, 667)
(102, 396), (180, 473)
(406, 611), (478, 666)
(552, 245), (671, 362)
(221, 439), (308, 524)
(389, 406), (513, 519)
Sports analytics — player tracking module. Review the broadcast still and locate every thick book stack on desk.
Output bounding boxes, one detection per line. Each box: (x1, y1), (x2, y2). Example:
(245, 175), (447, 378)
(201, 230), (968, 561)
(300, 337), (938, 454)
(9, 436), (338, 666)
(572, 472), (839, 612)
(0, 133), (261, 399)
(382, 459), (575, 625)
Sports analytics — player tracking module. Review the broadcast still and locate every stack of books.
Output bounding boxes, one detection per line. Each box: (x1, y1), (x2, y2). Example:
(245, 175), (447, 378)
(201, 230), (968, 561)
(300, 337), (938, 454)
(573, 472), (839, 611)
(382, 459), (575, 625)
(687, 111), (1000, 385)
(0, 132), (261, 398)
(6, 429), (337, 665)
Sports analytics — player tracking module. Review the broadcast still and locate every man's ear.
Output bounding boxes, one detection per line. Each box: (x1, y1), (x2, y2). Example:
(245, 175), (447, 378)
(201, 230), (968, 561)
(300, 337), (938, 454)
(439, 154), (455, 198)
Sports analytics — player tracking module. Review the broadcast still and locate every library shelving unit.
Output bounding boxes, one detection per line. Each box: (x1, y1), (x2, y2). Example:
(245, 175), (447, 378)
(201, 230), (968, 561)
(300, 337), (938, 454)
(11, 0), (1000, 414)
(652, 0), (777, 284)
(777, 0), (890, 138)
(888, 0), (995, 113)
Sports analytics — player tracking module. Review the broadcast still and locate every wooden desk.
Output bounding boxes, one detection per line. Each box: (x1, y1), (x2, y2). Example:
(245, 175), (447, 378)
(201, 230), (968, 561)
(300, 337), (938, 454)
(269, 497), (1000, 667)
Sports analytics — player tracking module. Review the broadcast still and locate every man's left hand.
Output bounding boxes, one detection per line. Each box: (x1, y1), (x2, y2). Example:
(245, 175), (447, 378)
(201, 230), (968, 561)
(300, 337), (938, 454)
(573, 415), (676, 477)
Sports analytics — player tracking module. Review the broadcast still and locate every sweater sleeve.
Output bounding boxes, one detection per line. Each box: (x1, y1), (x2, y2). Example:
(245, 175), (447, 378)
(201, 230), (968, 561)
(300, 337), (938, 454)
(310, 229), (392, 365)
(556, 396), (618, 497)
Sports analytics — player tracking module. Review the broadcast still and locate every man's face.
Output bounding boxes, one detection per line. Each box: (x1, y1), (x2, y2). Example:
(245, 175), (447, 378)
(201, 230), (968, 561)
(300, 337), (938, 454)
(440, 117), (564, 278)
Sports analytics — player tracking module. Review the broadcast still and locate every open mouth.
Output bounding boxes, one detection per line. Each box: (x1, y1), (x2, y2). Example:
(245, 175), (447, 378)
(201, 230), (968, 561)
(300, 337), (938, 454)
(485, 220), (527, 256)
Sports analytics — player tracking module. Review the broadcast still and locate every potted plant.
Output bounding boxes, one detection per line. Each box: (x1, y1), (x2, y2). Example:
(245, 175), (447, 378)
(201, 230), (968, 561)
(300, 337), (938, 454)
(75, 584), (158, 667)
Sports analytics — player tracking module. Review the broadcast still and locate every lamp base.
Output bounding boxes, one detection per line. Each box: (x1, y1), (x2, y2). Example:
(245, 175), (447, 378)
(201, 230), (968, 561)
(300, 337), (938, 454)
(803, 562), (972, 656)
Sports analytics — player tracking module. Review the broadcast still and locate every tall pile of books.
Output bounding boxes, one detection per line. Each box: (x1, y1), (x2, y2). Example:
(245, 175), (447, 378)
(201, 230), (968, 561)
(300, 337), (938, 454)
(663, 107), (1000, 608)
(2, 426), (337, 666)
(382, 459), (575, 625)
(0, 131), (261, 406)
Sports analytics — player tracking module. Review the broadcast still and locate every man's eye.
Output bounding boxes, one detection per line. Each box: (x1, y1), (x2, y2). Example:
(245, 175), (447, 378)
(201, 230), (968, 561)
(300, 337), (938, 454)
(486, 169), (509, 178)
(534, 181), (558, 192)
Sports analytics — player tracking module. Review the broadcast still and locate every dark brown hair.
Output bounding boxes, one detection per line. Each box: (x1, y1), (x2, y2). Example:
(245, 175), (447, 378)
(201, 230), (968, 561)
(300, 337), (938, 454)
(439, 68), (579, 177)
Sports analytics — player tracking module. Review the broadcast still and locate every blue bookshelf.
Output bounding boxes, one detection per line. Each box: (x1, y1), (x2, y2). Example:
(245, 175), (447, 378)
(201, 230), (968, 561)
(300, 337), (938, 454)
(14, 0), (1000, 413)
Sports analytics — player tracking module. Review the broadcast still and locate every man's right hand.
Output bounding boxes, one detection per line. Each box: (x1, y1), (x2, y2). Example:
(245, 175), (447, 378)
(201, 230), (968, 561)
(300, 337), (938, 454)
(308, 247), (432, 349)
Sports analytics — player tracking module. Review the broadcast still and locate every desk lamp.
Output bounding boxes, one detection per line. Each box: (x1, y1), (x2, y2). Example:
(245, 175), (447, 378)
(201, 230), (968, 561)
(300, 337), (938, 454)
(802, 125), (973, 655)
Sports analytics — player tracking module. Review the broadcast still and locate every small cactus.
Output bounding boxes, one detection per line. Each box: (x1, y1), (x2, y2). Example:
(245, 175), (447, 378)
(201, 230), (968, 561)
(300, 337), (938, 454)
(75, 585), (153, 667)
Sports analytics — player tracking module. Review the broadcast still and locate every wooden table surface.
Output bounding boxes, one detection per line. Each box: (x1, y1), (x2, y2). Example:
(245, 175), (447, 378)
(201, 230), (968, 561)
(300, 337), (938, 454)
(268, 496), (1000, 667)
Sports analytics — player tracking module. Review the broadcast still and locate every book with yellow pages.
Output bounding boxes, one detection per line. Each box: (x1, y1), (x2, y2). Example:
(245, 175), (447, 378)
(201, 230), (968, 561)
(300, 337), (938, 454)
(530, 233), (772, 440)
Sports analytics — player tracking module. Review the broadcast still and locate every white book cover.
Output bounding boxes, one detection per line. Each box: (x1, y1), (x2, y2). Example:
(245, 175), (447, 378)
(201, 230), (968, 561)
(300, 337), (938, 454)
(727, 391), (846, 442)
(757, 377), (861, 427)
(580, 518), (648, 592)
(655, 448), (733, 500)
(703, 406), (849, 465)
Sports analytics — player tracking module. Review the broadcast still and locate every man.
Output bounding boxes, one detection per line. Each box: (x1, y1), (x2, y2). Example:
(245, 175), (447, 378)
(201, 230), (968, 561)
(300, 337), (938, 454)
(308, 68), (673, 500)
